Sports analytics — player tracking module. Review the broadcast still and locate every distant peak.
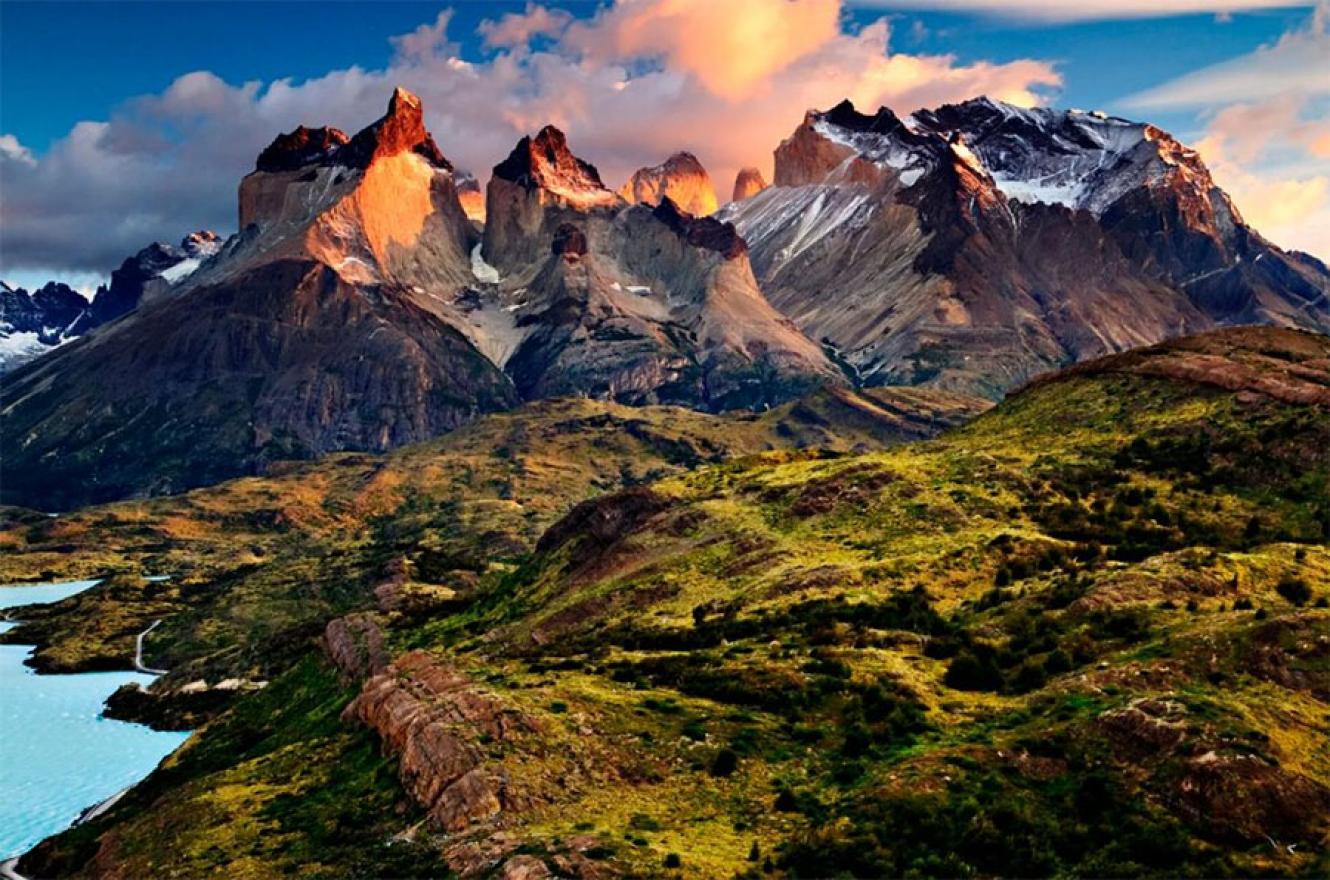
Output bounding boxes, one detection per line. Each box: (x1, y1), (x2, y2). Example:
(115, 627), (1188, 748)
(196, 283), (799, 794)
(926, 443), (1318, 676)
(619, 151), (717, 216)
(732, 167), (767, 201)
(493, 126), (617, 208)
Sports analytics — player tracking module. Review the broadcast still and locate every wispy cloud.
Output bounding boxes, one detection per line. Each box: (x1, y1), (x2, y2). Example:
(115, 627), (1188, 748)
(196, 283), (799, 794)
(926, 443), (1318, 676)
(851, 1), (1317, 21)
(1127, 2), (1328, 107)
(1124, 2), (1330, 258)
(0, 0), (1061, 275)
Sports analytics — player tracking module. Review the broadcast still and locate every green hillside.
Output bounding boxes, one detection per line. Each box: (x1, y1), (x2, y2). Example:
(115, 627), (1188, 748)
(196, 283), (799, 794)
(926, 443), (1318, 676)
(14, 328), (1330, 879)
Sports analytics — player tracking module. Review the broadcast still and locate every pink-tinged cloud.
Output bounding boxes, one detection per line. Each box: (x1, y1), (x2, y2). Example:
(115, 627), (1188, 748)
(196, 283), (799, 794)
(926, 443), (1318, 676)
(1127, 3), (1330, 258)
(0, 0), (1063, 275)
(478, 2), (574, 49)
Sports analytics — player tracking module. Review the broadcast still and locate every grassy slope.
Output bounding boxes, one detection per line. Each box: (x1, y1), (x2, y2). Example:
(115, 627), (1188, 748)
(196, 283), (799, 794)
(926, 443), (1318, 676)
(17, 328), (1330, 878)
(1, 388), (984, 677)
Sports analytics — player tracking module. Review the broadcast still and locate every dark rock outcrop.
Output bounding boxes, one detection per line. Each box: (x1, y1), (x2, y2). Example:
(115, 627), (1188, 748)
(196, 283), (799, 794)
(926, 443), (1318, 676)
(255, 125), (350, 172)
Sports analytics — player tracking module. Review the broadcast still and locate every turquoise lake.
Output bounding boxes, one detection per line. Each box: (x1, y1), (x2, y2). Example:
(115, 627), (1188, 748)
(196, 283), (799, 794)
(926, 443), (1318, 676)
(0, 580), (192, 860)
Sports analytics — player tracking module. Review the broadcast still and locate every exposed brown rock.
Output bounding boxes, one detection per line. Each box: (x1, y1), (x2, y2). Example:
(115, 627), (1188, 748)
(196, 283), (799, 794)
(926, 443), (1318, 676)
(551, 222), (588, 259)
(323, 613), (388, 682)
(1096, 698), (1188, 758)
(1172, 752), (1330, 844)
(618, 151), (718, 216)
(344, 651), (543, 835)
(732, 166), (768, 202)
(535, 486), (669, 555)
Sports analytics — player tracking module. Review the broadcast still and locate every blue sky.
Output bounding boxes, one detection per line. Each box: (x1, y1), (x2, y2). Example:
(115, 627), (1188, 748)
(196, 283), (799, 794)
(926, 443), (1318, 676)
(1, 0), (1326, 287)
(1, 1), (1309, 150)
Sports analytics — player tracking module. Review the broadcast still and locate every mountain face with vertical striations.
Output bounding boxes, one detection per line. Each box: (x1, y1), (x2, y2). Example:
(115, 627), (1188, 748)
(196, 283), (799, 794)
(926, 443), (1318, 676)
(719, 98), (1330, 397)
(618, 151), (719, 217)
(0, 93), (838, 510)
(481, 127), (841, 410)
(1, 89), (519, 510)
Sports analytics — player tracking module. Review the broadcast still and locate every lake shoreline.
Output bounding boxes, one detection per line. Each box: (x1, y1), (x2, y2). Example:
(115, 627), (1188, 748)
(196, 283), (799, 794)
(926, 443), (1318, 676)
(0, 580), (192, 864)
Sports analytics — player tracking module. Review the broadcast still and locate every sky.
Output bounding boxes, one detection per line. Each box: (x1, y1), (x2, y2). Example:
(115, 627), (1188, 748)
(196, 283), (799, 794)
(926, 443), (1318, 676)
(1, 0), (1327, 292)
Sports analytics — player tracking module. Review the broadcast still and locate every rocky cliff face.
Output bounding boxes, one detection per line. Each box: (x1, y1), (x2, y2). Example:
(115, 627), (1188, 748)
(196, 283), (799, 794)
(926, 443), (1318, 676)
(719, 97), (1330, 397)
(618, 151), (719, 217)
(345, 651), (542, 834)
(221, 87), (477, 301)
(483, 128), (841, 410)
(0, 89), (528, 510)
(731, 166), (768, 202)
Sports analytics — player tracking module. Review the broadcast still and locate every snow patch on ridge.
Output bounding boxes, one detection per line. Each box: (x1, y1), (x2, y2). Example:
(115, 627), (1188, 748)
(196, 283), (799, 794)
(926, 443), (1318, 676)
(471, 243), (501, 284)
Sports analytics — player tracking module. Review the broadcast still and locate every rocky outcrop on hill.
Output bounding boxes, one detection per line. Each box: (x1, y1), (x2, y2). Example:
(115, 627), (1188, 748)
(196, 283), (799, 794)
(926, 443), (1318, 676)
(344, 651), (544, 833)
(324, 614), (389, 682)
(618, 151), (718, 217)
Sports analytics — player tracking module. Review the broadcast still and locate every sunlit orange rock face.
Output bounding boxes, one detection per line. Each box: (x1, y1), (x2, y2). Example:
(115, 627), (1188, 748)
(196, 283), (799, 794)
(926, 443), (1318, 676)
(232, 86), (474, 292)
(617, 151), (719, 217)
(732, 166), (768, 202)
(454, 173), (486, 223)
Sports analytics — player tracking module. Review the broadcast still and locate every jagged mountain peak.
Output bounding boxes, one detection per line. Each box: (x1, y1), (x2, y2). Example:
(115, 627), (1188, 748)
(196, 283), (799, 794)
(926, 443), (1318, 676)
(492, 125), (619, 209)
(340, 85), (451, 170)
(619, 151), (718, 217)
(255, 125), (350, 173)
(250, 87), (450, 178)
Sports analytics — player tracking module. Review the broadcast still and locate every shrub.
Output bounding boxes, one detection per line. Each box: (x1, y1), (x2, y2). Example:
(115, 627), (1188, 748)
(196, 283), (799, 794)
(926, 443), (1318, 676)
(664, 853), (682, 869)
(944, 648), (1003, 692)
(1276, 577), (1312, 606)
(711, 748), (739, 778)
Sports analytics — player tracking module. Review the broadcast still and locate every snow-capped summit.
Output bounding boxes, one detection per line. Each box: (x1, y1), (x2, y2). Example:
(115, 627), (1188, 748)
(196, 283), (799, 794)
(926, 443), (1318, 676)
(719, 96), (1330, 397)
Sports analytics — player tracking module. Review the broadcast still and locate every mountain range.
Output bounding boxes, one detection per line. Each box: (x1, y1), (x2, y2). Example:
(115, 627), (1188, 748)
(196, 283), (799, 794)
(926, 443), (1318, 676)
(3, 88), (1329, 510)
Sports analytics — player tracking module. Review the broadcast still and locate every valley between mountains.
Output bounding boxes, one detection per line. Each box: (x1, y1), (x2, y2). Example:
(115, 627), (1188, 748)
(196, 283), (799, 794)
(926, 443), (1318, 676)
(1, 86), (1329, 878)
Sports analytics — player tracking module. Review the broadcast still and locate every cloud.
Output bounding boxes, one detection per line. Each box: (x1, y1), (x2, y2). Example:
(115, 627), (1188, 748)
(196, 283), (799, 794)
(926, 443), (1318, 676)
(1126, 1), (1328, 107)
(1194, 97), (1330, 256)
(478, 3), (574, 49)
(0, 134), (35, 166)
(389, 10), (457, 60)
(562, 0), (844, 100)
(850, 1), (1317, 21)
(1117, 3), (1330, 258)
(0, 0), (1060, 276)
